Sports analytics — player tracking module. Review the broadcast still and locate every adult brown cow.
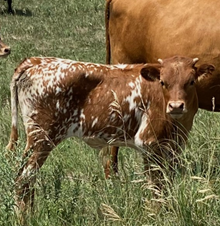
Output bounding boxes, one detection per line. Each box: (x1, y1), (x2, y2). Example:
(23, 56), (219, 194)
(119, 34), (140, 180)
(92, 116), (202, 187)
(105, 0), (220, 177)
(106, 0), (220, 112)
(6, 56), (212, 211)
(0, 37), (10, 57)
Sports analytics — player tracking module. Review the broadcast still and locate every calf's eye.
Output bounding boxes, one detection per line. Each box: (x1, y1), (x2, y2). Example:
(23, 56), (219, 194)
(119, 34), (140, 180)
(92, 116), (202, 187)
(159, 80), (165, 86)
(190, 80), (195, 85)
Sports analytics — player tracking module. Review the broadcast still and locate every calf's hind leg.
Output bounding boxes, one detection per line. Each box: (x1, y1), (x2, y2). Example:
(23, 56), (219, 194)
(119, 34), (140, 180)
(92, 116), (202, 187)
(15, 129), (54, 212)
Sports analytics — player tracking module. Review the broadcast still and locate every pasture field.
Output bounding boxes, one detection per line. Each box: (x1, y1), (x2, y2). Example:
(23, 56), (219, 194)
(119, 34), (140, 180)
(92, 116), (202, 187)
(0, 0), (220, 225)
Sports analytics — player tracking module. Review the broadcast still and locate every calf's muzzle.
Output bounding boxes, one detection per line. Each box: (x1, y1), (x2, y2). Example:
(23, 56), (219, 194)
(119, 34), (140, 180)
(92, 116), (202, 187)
(167, 101), (186, 119)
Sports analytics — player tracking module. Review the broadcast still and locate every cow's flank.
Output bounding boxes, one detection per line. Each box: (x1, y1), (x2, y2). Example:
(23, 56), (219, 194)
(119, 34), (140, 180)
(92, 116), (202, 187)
(6, 56), (214, 213)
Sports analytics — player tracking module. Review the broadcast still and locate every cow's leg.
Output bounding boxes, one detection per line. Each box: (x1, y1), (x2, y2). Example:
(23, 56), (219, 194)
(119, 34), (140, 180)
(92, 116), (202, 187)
(7, 0), (13, 14)
(110, 146), (119, 175)
(100, 147), (111, 178)
(142, 145), (179, 195)
(142, 152), (165, 194)
(100, 146), (119, 178)
(15, 128), (54, 214)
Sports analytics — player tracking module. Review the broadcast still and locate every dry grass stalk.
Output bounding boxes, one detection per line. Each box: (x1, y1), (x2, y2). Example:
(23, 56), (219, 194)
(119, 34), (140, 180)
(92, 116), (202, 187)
(100, 203), (122, 222)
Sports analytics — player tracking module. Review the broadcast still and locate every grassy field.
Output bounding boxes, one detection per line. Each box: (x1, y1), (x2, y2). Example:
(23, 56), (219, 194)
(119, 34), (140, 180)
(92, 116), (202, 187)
(0, 0), (220, 225)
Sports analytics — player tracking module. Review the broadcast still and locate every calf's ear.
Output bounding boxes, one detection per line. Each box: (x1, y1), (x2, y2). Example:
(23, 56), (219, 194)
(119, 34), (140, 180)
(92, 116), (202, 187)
(140, 64), (161, 81)
(196, 64), (215, 78)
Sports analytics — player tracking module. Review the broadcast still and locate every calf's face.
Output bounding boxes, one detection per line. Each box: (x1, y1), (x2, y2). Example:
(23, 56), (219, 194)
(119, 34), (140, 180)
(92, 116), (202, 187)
(140, 56), (215, 119)
(0, 38), (10, 57)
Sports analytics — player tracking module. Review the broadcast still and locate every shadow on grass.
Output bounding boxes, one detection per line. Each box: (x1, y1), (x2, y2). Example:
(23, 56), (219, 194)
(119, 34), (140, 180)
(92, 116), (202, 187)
(0, 8), (32, 16)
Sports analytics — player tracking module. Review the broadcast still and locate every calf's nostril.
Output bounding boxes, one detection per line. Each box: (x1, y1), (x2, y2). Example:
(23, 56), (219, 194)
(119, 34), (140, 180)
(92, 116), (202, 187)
(169, 103), (174, 110)
(179, 103), (184, 109)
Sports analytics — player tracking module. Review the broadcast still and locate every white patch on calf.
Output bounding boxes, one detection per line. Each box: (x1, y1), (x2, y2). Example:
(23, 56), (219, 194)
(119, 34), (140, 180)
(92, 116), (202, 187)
(46, 76), (57, 90)
(114, 64), (128, 69)
(123, 114), (130, 121)
(78, 65), (83, 70)
(80, 109), (85, 120)
(73, 109), (85, 137)
(66, 109), (86, 138)
(66, 123), (80, 138)
(55, 87), (62, 94)
(68, 88), (73, 94)
(73, 109), (78, 117)
(124, 89), (138, 111)
(21, 165), (34, 178)
(56, 101), (60, 109)
(134, 113), (148, 148)
(128, 82), (135, 89)
(124, 76), (142, 111)
(92, 117), (98, 128)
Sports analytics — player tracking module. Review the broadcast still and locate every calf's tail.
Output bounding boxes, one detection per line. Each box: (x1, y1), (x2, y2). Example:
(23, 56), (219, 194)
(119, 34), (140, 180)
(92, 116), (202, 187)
(6, 58), (35, 151)
(6, 77), (19, 151)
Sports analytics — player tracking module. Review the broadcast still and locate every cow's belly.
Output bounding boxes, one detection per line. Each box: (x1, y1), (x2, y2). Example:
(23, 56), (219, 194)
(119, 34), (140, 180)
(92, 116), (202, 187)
(82, 137), (137, 150)
(65, 120), (136, 148)
(63, 113), (152, 151)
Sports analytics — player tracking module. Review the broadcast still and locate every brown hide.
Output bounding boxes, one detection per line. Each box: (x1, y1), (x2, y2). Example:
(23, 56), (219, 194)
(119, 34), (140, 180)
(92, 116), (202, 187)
(106, 0), (220, 112)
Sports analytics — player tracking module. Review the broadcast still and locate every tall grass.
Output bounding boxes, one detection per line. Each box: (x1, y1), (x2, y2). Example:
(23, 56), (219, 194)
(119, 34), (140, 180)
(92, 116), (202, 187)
(0, 0), (220, 225)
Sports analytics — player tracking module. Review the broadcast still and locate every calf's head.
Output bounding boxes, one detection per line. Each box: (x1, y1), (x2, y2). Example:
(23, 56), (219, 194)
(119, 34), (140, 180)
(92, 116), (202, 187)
(0, 37), (10, 57)
(140, 56), (215, 119)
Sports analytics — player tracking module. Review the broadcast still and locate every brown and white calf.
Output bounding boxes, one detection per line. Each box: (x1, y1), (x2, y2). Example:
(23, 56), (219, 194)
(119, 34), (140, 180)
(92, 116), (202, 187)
(6, 56), (214, 210)
(0, 37), (10, 57)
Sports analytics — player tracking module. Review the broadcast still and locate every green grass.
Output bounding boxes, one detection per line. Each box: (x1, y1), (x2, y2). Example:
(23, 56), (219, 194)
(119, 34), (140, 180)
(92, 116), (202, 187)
(0, 0), (220, 225)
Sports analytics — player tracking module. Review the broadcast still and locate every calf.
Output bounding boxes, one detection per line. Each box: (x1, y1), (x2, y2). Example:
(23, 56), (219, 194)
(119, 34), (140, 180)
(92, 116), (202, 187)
(6, 56), (213, 211)
(0, 37), (10, 57)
